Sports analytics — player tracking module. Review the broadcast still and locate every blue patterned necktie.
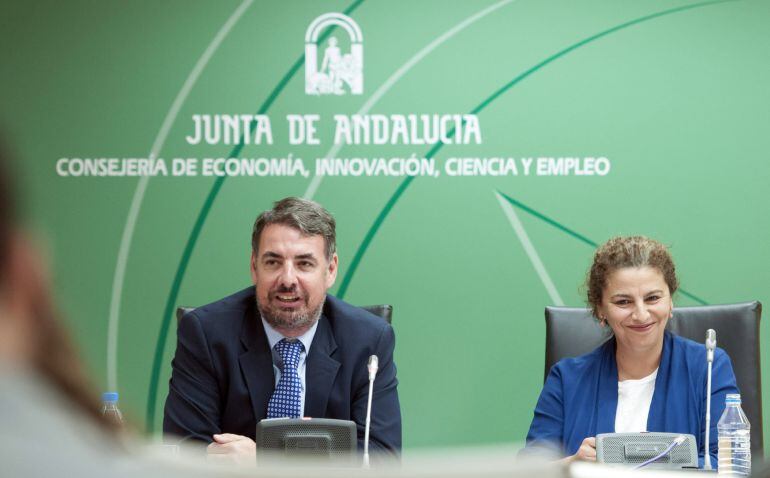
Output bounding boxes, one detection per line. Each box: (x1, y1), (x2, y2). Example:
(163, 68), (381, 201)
(266, 338), (304, 418)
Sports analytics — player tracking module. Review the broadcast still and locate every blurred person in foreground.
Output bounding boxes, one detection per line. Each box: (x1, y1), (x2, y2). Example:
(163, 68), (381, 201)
(0, 139), (139, 474)
(0, 139), (129, 474)
(0, 140), (211, 477)
(163, 197), (401, 463)
(524, 236), (738, 468)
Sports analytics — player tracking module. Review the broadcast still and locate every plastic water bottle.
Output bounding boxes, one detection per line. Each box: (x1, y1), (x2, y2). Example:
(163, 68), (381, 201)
(717, 393), (750, 475)
(101, 392), (124, 426)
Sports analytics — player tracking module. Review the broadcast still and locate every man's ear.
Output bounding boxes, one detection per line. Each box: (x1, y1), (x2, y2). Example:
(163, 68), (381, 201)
(249, 251), (258, 285)
(325, 253), (338, 289)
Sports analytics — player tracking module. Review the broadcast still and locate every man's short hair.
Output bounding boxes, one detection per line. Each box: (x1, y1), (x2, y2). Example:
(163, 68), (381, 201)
(251, 197), (336, 260)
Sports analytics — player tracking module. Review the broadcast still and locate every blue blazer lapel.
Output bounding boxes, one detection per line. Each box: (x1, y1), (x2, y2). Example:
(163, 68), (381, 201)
(647, 331), (673, 431)
(238, 303), (274, 422)
(596, 338), (619, 434)
(304, 315), (340, 418)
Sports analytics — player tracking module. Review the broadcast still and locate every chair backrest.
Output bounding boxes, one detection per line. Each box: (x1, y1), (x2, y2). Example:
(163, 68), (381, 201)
(176, 306), (196, 323)
(359, 304), (393, 324)
(544, 301), (763, 458)
(176, 304), (393, 324)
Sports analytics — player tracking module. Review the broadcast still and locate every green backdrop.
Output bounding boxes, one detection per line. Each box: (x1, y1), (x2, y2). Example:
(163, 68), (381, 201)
(2, 0), (769, 453)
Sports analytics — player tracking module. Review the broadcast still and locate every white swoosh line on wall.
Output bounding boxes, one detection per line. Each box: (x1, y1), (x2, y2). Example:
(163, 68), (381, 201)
(106, 0), (254, 392)
(303, 0), (515, 200)
(495, 191), (564, 306)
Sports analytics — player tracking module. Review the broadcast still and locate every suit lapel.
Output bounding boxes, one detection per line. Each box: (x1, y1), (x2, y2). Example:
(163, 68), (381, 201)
(238, 301), (274, 421)
(596, 338), (619, 434)
(647, 331), (673, 432)
(304, 314), (340, 418)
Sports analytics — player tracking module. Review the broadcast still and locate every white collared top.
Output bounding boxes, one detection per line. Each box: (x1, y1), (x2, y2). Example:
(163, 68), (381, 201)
(615, 368), (658, 433)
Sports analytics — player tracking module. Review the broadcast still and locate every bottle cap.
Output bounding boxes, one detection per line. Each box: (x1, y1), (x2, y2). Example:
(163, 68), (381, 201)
(102, 392), (119, 403)
(725, 393), (741, 405)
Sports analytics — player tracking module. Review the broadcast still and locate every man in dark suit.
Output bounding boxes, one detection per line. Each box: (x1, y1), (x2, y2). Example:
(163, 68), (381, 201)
(163, 197), (401, 462)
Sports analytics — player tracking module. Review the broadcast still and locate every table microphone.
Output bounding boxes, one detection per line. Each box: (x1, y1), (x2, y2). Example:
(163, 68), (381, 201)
(706, 329), (716, 362)
(363, 355), (379, 468)
(703, 329), (717, 470)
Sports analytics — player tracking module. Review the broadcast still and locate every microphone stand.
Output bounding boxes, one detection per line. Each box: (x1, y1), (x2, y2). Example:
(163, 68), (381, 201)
(704, 329), (716, 471)
(704, 360), (713, 470)
(363, 355), (378, 468)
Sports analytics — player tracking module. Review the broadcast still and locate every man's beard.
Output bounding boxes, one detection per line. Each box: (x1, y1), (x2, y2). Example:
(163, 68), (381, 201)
(257, 293), (325, 332)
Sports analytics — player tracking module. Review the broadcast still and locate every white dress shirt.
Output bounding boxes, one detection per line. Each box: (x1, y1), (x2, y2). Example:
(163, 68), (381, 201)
(260, 317), (319, 417)
(615, 368), (658, 433)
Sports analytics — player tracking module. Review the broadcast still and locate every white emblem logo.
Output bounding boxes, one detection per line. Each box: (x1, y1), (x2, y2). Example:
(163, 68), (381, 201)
(305, 13), (363, 96)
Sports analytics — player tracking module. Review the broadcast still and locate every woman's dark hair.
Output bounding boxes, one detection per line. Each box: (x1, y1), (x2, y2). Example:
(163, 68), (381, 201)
(586, 236), (678, 318)
(0, 140), (14, 274)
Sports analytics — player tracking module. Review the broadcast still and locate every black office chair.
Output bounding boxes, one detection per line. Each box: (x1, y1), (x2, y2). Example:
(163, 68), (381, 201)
(544, 301), (763, 459)
(176, 304), (393, 324)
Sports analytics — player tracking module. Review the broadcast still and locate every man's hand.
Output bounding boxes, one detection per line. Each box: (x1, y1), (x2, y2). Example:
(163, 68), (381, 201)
(566, 437), (597, 463)
(207, 433), (256, 466)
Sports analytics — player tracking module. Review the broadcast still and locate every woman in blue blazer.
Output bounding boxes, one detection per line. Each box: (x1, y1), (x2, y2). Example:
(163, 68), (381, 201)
(525, 236), (738, 468)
